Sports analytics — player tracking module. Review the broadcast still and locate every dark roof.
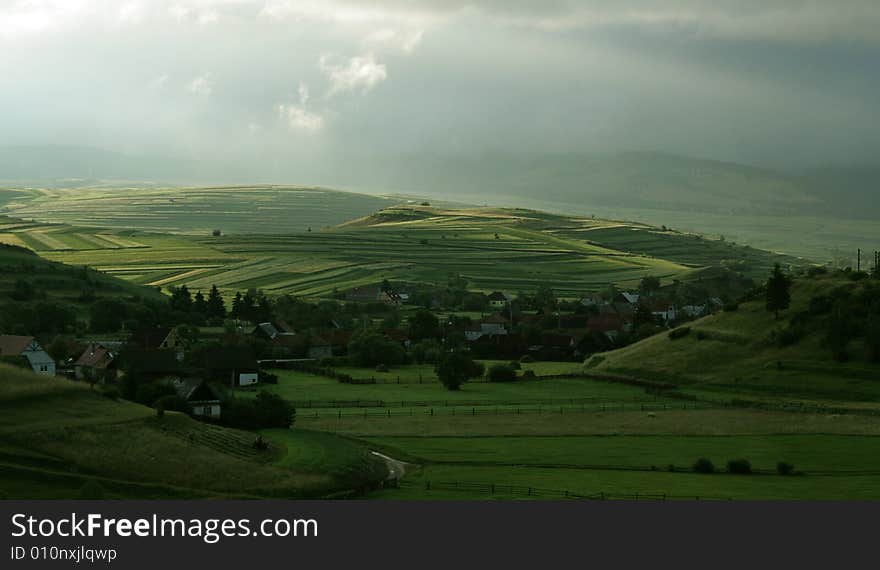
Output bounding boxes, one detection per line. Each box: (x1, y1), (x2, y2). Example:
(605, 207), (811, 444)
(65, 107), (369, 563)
(74, 344), (115, 368)
(254, 322), (279, 340)
(130, 327), (173, 349)
(0, 335), (35, 356)
(174, 378), (220, 402)
(487, 291), (508, 301)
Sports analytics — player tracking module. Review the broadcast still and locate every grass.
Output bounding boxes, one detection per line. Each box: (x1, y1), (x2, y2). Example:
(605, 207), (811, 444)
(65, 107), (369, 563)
(245, 367), (669, 409)
(1, 199), (804, 299)
(590, 274), (880, 402)
(0, 363), (386, 499)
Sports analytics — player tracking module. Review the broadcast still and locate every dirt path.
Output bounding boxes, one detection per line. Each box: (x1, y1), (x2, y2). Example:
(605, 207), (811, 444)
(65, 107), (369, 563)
(370, 451), (408, 481)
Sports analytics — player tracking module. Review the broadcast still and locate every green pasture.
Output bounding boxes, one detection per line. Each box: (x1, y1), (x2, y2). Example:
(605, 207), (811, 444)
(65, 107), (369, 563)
(373, 464), (880, 500)
(364, 434), (880, 473)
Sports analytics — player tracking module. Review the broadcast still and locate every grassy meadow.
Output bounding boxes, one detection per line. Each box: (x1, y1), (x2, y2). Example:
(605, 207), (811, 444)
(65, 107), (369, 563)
(0, 363), (386, 499)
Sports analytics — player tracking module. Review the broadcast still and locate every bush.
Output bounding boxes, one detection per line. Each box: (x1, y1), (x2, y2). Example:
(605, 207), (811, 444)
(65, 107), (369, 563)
(668, 327), (691, 340)
(695, 331), (708, 341)
(375, 363), (389, 373)
(154, 394), (190, 414)
(487, 363), (517, 383)
(261, 371), (279, 384)
(221, 392), (295, 430)
(508, 360), (521, 370)
(692, 458), (715, 474)
(723, 303), (739, 312)
(522, 370), (536, 379)
(727, 458), (752, 474)
(776, 461), (794, 476)
(519, 355), (535, 363)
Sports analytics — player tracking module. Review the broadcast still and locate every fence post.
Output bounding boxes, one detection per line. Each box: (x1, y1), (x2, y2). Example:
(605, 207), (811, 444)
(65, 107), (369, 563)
(338, 410), (341, 419)
(430, 408), (434, 416)
(387, 409), (391, 418)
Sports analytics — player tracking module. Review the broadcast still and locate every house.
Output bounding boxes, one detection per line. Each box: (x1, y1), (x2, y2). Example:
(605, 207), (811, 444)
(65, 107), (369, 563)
(681, 304), (708, 318)
(644, 300), (678, 323)
(307, 334), (333, 359)
(130, 327), (185, 361)
(173, 378), (222, 419)
(487, 291), (509, 309)
(383, 329), (411, 349)
(480, 314), (508, 336)
(614, 292), (640, 305)
(73, 344), (116, 381)
(587, 313), (625, 340)
(253, 321), (297, 342)
(201, 347), (259, 386)
(0, 335), (55, 375)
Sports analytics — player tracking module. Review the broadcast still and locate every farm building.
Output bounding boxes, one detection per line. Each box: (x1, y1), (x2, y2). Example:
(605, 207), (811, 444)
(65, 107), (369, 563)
(130, 327), (185, 361)
(173, 378), (222, 419)
(73, 344), (117, 381)
(0, 335), (55, 375)
(487, 291), (510, 309)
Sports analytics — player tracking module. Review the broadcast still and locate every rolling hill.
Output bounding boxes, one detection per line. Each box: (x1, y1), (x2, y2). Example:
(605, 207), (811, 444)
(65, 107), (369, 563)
(587, 272), (880, 405)
(0, 363), (386, 499)
(0, 203), (804, 299)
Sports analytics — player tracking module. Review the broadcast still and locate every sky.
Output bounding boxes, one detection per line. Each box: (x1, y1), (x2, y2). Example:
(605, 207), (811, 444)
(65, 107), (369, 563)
(1, 0), (879, 183)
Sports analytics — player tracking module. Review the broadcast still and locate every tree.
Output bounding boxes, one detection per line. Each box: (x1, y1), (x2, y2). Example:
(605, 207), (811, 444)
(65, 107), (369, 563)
(765, 264), (792, 319)
(487, 363), (517, 383)
(169, 285), (193, 313)
(193, 290), (208, 315)
(207, 285), (226, 320)
(347, 330), (405, 366)
(435, 351), (484, 391)
(231, 291), (244, 318)
(409, 309), (439, 341)
(90, 298), (128, 333)
(638, 276), (661, 296)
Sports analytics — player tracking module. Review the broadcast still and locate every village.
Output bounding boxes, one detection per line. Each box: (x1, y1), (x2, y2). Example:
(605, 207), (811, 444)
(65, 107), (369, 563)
(0, 276), (726, 426)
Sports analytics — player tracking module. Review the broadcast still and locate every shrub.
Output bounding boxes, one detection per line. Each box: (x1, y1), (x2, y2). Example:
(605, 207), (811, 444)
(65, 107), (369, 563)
(509, 360), (521, 370)
(519, 355), (535, 363)
(154, 394), (190, 414)
(776, 461), (794, 476)
(695, 331), (708, 341)
(487, 363), (517, 383)
(668, 327), (691, 340)
(375, 363), (389, 373)
(723, 303), (739, 312)
(692, 458), (715, 474)
(261, 371), (279, 384)
(522, 370), (536, 380)
(727, 459), (752, 474)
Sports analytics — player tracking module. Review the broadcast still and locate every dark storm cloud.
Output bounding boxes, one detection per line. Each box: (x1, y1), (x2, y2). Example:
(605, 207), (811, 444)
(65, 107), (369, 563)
(0, 0), (877, 181)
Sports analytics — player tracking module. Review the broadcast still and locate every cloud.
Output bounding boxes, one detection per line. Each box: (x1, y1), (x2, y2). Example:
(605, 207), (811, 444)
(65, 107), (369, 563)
(187, 73), (214, 96)
(365, 28), (424, 53)
(149, 74), (171, 90)
(277, 82), (324, 132)
(319, 53), (388, 96)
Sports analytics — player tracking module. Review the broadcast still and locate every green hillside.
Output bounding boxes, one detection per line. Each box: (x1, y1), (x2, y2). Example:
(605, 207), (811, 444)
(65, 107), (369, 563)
(588, 272), (880, 405)
(0, 363), (386, 499)
(1, 203), (803, 300)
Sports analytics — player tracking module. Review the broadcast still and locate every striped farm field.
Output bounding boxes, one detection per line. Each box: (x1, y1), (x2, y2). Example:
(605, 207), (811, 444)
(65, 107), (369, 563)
(1, 192), (803, 298)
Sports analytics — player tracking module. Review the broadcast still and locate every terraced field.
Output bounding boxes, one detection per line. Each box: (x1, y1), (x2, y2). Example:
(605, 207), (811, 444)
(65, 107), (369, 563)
(1, 189), (805, 299)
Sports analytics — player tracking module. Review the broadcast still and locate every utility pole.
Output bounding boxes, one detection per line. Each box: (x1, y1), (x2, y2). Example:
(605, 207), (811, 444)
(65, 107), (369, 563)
(857, 248), (861, 272)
